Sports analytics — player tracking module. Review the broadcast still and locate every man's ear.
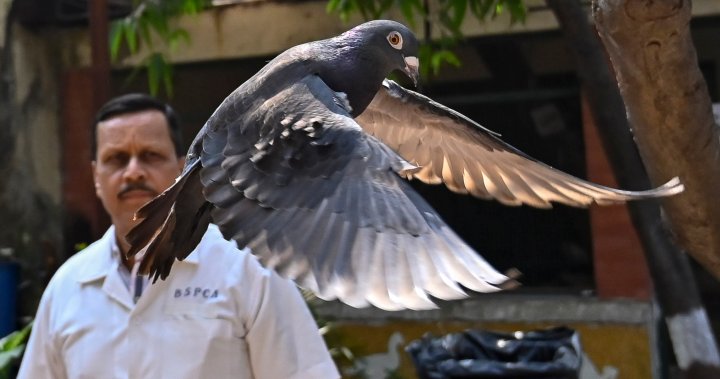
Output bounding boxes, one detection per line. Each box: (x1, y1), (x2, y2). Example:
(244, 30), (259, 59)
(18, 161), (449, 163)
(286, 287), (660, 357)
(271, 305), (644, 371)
(91, 161), (100, 195)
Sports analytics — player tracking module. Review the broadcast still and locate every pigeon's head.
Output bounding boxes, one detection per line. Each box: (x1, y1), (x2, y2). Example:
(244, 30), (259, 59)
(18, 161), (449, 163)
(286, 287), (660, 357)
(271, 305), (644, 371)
(344, 20), (420, 86)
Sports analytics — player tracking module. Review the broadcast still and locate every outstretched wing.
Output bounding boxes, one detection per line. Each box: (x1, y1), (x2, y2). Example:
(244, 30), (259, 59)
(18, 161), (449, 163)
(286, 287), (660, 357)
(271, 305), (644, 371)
(200, 74), (512, 310)
(356, 80), (683, 208)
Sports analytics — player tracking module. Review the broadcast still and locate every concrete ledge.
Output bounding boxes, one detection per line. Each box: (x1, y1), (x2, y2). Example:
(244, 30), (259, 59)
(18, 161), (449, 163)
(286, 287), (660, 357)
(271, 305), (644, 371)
(314, 295), (654, 325)
(55, 0), (720, 69)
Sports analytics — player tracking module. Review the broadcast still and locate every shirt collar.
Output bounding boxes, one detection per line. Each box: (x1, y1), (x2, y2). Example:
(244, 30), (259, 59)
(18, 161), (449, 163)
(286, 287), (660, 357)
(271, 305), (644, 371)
(76, 226), (118, 284)
(75, 225), (201, 284)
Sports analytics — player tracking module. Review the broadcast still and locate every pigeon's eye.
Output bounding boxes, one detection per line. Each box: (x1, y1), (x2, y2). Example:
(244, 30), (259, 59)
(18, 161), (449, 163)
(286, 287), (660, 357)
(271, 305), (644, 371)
(387, 31), (403, 50)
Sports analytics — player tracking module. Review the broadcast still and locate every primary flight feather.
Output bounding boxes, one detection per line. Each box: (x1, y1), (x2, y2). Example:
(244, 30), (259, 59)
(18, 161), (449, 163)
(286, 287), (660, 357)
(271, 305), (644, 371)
(127, 20), (683, 311)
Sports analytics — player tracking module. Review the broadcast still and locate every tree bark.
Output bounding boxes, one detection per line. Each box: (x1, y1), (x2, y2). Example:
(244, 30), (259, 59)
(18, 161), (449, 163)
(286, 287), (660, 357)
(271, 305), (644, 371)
(593, 0), (720, 281)
(592, 3), (720, 375)
(545, 0), (720, 376)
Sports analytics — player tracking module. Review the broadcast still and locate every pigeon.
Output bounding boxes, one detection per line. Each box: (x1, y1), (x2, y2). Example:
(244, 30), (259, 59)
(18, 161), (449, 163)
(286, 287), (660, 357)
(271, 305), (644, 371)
(127, 20), (684, 311)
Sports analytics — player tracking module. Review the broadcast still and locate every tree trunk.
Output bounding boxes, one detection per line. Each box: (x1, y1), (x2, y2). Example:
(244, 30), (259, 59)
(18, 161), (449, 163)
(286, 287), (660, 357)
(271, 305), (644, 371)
(548, 1), (720, 377)
(593, 0), (720, 281)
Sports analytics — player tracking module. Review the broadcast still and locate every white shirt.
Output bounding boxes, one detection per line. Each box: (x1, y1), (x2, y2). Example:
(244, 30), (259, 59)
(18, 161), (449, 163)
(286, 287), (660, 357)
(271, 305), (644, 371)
(18, 225), (340, 379)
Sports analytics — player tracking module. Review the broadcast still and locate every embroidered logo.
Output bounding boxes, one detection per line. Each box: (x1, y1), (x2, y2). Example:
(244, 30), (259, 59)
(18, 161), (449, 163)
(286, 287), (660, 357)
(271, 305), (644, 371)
(173, 287), (219, 299)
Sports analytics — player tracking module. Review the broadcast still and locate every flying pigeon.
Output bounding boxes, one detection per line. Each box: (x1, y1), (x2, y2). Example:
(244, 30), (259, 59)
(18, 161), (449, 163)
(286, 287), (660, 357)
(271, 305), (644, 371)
(127, 20), (683, 311)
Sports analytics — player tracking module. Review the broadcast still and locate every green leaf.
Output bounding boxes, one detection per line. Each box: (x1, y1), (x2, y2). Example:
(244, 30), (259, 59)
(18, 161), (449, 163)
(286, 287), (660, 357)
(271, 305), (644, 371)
(451, 0), (468, 31)
(377, 0), (395, 18)
(183, 0), (203, 14)
(398, 0), (415, 26)
(139, 21), (152, 47)
(0, 345), (24, 379)
(441, 49), (461, 66)
(0, 323), (31, 351)
(0, 322), (32, 377)
(326, 0), (341, 12)
(506, 0), (527, 23)
(430, 49), (461, 75)
(143, 5), (170, 40)
(143, 53), (174, 97)
(146, 54), (161, 96)
(162, 58), (174, 98)
(398, 0), (425, 28)
(471, 0), (495, 19)
(327, 0), (355, 23)
(418, 43), (434, 78)
(168, 29), (191, 52)
(109, 21), (125, 61)
(124, 20), (139, 54)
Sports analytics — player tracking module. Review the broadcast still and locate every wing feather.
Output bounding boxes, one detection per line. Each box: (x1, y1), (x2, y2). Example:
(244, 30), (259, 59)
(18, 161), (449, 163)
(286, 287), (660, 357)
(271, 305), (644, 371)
(199, 75), (510, 310)
(356, 79), (684, 207)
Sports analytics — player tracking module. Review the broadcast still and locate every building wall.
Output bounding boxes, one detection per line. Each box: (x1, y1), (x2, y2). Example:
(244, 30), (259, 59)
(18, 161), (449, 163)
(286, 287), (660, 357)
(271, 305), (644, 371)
(1, 12), (65, 317)
(53, 0), (720, 68)
(10, 25), (62, 204)
(315, 297), (656, 378)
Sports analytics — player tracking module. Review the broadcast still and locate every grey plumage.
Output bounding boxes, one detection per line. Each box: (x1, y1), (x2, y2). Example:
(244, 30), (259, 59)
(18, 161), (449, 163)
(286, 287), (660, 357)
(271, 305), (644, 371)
(127, 20), (683, 311)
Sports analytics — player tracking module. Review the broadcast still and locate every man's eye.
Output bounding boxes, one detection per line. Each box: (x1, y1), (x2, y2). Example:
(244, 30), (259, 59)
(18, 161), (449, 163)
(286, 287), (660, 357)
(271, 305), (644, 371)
(105, 154), (126, 165)
(143, 151), (163, 161)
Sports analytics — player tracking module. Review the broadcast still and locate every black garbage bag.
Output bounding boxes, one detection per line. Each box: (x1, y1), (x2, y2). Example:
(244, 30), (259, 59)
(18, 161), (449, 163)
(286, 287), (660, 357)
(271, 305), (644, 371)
(406, 326), (582, 379)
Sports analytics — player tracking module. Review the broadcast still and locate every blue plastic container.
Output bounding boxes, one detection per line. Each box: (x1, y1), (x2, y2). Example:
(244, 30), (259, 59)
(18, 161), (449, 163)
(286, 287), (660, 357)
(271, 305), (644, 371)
(0, 262), (18, 338)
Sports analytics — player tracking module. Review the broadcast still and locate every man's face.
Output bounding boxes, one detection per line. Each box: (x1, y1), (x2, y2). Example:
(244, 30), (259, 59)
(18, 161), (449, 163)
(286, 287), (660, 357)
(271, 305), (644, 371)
(93, 110), (184, 239)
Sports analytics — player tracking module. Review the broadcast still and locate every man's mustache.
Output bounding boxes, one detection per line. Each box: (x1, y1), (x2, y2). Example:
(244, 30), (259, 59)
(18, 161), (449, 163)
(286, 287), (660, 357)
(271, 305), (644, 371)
(118, 183), (157, 199)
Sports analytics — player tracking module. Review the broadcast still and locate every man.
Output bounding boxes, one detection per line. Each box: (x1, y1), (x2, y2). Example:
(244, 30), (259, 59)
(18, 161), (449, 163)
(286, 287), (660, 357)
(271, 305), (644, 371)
(18, 94), (340, 379)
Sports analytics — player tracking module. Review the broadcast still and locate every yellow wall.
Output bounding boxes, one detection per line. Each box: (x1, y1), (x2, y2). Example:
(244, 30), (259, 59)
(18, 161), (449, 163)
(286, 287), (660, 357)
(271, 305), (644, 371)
(332, 321), (650, 379)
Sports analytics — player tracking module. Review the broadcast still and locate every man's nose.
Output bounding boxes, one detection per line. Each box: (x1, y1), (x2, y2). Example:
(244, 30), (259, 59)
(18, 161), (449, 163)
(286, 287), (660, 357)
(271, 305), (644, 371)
(123, 156), (146, 181)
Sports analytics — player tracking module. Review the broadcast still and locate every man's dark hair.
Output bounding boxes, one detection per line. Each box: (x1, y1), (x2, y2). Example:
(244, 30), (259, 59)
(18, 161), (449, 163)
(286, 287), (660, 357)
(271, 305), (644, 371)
(92, 93), (184, 158)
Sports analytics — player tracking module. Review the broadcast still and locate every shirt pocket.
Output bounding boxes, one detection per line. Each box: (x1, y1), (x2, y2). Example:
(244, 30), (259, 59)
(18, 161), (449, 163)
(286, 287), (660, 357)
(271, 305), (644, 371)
(160, 302), (251, 379)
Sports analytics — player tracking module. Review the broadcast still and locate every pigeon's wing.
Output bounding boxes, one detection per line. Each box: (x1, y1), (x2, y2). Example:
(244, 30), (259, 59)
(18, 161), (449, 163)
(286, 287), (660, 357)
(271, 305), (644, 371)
(356, 80), (684, 208)
(200, 74), (512, 311)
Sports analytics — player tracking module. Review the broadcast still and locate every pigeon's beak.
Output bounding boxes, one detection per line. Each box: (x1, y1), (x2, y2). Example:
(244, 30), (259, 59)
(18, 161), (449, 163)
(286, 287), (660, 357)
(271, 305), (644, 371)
(403, 56), (419, 87)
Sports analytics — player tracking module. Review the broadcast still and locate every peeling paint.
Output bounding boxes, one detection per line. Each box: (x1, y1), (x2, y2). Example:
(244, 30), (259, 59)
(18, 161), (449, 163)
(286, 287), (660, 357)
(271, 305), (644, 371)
(11, 25), (62, 204)
(0, 0), (12, 44)
(667, 308), (720, 368)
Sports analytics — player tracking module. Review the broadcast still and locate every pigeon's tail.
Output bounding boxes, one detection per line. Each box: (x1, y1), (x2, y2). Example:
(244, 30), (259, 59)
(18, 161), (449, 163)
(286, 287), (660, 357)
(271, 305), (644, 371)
(126, 159), (212, 282)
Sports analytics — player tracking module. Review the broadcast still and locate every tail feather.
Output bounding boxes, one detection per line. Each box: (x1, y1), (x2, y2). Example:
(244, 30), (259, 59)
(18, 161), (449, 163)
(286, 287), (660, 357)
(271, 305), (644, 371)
(126, 160), (212, 281)
(126, 179), (185, 259)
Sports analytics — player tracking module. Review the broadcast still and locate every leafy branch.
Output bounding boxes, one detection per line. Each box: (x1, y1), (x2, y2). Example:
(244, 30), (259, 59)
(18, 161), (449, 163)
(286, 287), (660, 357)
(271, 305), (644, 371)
(109, 0), (207, 96)
(109, 0), (526, 95)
